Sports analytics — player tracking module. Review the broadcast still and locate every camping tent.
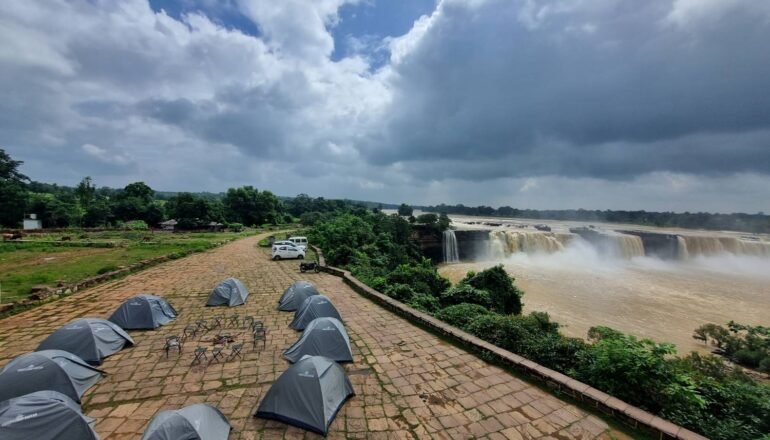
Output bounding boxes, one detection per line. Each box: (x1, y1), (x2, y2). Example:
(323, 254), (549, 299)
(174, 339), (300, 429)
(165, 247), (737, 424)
(141, 403), (231, 440)
(283, 317), (353, 363)
(36, 318), (134, 365)
(0, 390), (99, 440)
(207, 278), (249, 306)
(0, 350), (105, 403)
(290, 295), (342, 330)
(255, 355), (354, 436)
(109, 294), (177, 330)
(277, 281), (319, 311)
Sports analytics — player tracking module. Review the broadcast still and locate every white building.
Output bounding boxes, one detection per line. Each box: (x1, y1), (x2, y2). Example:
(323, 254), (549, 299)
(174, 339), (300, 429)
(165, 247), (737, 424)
(23, 213), (42, 230)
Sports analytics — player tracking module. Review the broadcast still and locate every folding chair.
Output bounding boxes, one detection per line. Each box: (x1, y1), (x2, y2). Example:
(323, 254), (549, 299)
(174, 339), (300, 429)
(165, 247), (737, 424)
(243, 315), (254, 329)
(183, 325), (198, 342)
(228, 343), (244, 361)
(252, 320), (264, 332)
(192, 346), (208, 365)
(252, 327), (267, 350)
(165, 336), (183, 357)
(228, 314), (240, 328)
(195, 319), (210, 332)
(211, 315), (224, 329)
(211, 346), (225, 363)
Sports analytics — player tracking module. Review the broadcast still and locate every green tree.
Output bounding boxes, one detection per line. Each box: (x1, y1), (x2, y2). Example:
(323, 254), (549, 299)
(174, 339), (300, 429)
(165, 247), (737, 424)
(112, 182), (163, 226)
(397, 203), (413, 216)
(460, 265), (524, 315)
(0, 148), (29, 227)
(223, 186), (283, 226)
(75, 176), (96, 208)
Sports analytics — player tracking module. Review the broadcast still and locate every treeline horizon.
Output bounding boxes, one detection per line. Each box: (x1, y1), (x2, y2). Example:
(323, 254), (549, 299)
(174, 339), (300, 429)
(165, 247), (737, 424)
(420, 203), (770, 234)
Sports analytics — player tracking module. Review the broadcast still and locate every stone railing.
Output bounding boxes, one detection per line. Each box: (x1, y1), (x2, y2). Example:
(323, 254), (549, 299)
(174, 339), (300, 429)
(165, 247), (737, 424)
(311, 246), (707, 440)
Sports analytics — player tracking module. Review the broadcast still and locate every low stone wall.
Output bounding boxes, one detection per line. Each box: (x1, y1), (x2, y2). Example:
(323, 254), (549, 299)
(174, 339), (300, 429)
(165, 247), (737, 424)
(312, 246), (707, 440)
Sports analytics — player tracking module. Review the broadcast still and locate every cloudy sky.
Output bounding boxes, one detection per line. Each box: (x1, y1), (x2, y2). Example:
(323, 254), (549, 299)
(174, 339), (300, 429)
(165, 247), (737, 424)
(1, 0), (769, 213)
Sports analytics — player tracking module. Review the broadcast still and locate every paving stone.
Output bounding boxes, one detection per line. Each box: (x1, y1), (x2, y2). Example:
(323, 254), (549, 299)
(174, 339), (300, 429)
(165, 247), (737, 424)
(0, 234), (621, 439)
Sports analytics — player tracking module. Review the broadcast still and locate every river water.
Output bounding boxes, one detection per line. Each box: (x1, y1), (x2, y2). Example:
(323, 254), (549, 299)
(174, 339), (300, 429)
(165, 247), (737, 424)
(438, 216), (770, 353)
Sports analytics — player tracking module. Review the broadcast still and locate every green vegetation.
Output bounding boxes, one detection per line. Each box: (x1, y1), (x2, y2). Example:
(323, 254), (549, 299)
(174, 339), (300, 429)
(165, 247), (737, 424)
(694, 321), (770, 373)
(309, 207), (770, 440)
(0, 230), (254, 301)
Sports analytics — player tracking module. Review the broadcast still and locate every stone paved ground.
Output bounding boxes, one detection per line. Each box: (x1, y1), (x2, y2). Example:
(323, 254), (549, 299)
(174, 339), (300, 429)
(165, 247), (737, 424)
(0, 234), (630, 439)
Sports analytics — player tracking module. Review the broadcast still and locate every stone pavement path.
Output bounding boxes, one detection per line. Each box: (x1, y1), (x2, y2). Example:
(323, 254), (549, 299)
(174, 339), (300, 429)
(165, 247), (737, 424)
(0, 234), (628, 439)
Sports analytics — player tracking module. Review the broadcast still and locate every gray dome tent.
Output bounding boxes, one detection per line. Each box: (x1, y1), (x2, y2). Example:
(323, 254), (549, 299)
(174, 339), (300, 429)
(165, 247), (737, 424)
(0, 350), (104, 404)
(290, 295), (342, 331)
(109, 294), (177, 330)
(0, 391), (99, 440)
(255, 355), (354, 436)
(283, 317), (353, 363)
(36, 318), (134, 365)
(141, 403), (231, 440)
(207, 278), (249, 306)
(277, 281), (320, 311)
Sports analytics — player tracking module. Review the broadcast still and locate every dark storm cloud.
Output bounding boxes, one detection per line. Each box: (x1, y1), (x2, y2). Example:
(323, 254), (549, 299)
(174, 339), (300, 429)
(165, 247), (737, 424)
(367, 0), (770, 180)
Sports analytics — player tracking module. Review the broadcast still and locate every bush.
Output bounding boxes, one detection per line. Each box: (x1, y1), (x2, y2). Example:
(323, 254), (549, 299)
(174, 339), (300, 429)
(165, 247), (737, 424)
(435, 303), (492, 329)
(384, 283), (418, 302)
(125, 220), (149, 230)
(386, 259), (450, 297)
(461, 265), (523, 314)
(407, 293), (441, 313)
(439, 284), (491, 308)
(228, 222), (244, 232)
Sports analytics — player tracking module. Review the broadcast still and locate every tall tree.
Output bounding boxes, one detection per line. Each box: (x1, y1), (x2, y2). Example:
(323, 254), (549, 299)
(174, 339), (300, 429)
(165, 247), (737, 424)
(223, 186), (284, 226)
(398, 203), (413, 216)
(0, 148), (29, 227)
(75, 176), (96, 207)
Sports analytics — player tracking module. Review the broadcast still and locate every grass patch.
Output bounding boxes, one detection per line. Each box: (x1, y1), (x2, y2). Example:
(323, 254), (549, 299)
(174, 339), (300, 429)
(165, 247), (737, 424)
(0, 230), (258, 302)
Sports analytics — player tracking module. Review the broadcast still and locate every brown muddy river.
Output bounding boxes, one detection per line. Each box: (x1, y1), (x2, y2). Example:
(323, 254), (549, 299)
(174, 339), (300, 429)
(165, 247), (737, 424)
(439, 222), (770, 353)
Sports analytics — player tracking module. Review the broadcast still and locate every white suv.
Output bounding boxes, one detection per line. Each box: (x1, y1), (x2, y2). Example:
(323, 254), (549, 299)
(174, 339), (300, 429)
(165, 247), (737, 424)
(288, 236), (308, 249)
(273, 245), (305, 260)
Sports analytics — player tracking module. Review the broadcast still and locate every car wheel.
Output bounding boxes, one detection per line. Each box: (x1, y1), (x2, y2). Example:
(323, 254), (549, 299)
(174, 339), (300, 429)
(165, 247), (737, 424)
(298, 254), (304, 260)
(273, 255), (281, 260)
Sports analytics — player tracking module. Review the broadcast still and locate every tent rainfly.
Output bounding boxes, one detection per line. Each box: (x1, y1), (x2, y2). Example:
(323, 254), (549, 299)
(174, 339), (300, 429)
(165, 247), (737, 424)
(283, 317), (353, 363)
(277, 281), (320, 311)
(255, 355), (354, 436)
(141, 403), (231, 440)
(207, 278), (249, 306)
(0, 350), (105, 404)
(0, 390), (99, 440)
(108, 294), (178, 330)
(289, 295), (342, 331)
(36, 318), (134, 365)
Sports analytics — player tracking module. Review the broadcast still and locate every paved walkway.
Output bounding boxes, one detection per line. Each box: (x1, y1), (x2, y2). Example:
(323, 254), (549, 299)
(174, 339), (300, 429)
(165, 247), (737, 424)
(0, 234), (627, 439)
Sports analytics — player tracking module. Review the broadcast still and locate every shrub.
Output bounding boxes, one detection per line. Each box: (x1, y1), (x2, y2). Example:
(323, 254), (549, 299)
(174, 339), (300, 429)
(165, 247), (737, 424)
(386, 259), (450, 297)
(384, 283), (417, 302)
(435, 303), (492, 330)
(228, 222), (244, 232)
(96, 265), (118, 274)
(461, 265), (523, 314)
(125, 220), (149, 230)
(439, 284), (491, 308)
(587, 326), (624, 341)
(406, 293), (441, 313)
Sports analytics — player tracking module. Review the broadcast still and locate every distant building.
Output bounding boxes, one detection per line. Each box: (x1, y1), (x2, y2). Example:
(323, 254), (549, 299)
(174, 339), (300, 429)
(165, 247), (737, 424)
(23, 214), (42, 230)
(160, 219), (178, 231)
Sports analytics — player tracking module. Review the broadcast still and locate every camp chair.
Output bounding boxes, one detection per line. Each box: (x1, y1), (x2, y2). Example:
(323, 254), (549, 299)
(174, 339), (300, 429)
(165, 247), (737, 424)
(211, 346), (225, 363)
(211, 315), (224, 329)
(165, 336), (183, 357)
(228, 314), (240, 328)
(228, 343), (243, 361)
(243, 315), (254, 329)
(183, 325), (198, 341)
(195, 319), (210, 332)
(252, 320), (264, 332)
(192, 346), (208, 365)
(252, 327), (267, 350)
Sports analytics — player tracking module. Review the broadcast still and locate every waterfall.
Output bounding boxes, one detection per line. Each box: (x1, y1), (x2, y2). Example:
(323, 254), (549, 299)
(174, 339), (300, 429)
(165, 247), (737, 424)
(605, 233), (645, 259)
(677, 235), (770, 259)
(443, 230), (460, 263)
(489, 230), (573, 256)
